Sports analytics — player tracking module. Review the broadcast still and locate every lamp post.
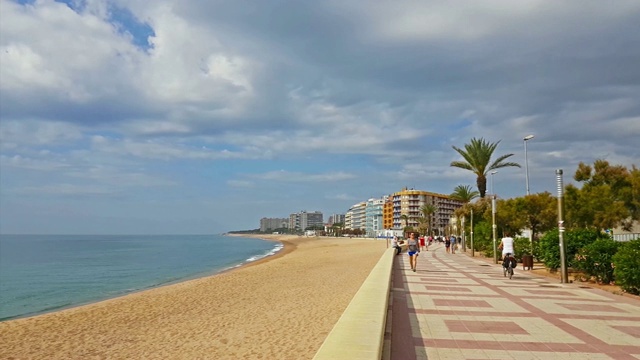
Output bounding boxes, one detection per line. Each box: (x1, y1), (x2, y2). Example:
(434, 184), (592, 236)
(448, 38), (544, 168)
(490, 170), (498, 263)
(556, 169), (568, 283)
(470, 208), (474, 257)
(490, 170), (498, 195)
(492, 194), (498, 264)
(461, 215), (466, 252)
(524, 135), (534, 195)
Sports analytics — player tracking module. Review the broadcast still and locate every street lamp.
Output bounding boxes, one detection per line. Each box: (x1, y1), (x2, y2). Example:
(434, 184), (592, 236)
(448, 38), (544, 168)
(490, 170), (498, 195)
(524, 134), (535, 195)
(490, 170), (499, 264)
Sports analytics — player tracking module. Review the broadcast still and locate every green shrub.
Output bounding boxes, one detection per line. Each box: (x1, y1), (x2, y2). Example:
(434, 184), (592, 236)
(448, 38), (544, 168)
(471, 221), (492, 253)
(565, 228), (607, 267)
(538, 228), (606, 271)
(612, 239), (640, 295)
(513, 237), (532, 261)
(573, 238), (620, 284)
(538, 229), (561, 270)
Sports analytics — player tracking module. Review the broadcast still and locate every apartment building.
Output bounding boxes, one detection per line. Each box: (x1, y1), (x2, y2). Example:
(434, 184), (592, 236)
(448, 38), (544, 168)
(326, 214), (346, 226)
(345, 201), (366, 230)
(390, 187), (463, 236)
(289, 211), (324, 231)
(259, 217), (289, 232)
(365, 197), (386, 237)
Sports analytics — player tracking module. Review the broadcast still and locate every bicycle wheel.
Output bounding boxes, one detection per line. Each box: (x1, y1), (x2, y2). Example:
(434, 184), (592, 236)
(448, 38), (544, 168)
(503, 267), (507, 277)
(508, 267), (514, 279)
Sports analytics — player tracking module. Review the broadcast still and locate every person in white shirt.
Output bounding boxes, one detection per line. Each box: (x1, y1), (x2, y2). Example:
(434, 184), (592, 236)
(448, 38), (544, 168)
(499, 233), (515, 259)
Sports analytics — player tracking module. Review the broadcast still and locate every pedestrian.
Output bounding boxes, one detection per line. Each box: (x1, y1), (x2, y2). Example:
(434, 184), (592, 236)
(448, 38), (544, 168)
(391, 235), (401, 255)
(450, 235), (457, 254)
(407, 232), (420, 272)
(419, 234), (426, 251)
(445, 236), (451, 253)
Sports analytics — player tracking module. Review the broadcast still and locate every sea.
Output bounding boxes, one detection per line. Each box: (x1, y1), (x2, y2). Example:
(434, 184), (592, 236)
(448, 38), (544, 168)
(0, 234), (281, 321)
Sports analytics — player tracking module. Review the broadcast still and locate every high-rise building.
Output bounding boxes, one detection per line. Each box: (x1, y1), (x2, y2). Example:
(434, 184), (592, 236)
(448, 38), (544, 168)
(259, 218), (289, 232)
(391, 187), (463, 236)
(345, 202), (366, 230)
(365, 197), (386, 237)
(289, 211), (324, 231)
(327, 214), (345, 226)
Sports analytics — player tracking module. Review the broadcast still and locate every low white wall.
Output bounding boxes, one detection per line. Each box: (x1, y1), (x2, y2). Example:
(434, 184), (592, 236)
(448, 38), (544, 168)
(312, 247), (395, 360)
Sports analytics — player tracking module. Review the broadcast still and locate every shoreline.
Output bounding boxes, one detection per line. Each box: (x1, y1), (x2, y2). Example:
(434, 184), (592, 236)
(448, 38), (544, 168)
(0, 235), (387, 359)
(1, 234), (288, 322)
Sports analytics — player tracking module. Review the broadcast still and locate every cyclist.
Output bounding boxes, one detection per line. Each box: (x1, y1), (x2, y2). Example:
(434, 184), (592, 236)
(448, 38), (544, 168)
(499, 232), (516, 273)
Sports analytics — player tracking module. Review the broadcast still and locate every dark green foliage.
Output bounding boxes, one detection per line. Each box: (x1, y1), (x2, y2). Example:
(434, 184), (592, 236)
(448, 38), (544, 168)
(513, 237), (532, 261)
(565, 228), (609, 267)
(472, 221), (493, 255)
(538, 228), (607, 270)
(538, 229), (561, 270)
(574, 238), (620, 284)
(612, 239), (640, 295)
(531, 238), (542, 262)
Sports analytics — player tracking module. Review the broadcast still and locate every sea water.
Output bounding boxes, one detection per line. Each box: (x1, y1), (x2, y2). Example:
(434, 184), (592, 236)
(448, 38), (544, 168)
(0, 234), (280, 321)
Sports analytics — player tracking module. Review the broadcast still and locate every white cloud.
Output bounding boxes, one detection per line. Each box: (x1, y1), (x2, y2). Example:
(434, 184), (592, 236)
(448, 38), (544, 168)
(254, 170), (357, 182)
(1, 0), (639, 234)
(0, 120), (83, 148)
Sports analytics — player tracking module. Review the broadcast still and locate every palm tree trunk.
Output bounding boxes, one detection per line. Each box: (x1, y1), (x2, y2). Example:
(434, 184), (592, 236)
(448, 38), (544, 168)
(477, 175), (487, 198)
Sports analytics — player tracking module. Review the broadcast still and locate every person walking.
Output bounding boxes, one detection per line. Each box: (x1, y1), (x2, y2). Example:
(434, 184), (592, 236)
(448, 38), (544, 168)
(407, 232), (420, 272)
(450, 235), (457, 254)
(419, 234), (426, 251)
(444, 236), (451, 253)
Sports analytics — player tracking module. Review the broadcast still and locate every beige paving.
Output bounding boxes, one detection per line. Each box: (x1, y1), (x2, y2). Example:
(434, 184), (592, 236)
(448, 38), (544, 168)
(386, 243), (640, 360)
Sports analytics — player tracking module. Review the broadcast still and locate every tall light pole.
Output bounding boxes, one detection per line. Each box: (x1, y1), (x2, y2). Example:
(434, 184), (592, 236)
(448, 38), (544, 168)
(492, 194), (498, 264)
(470, 208), (474, 257)
(490, 170), (499, 263)
(556, 169), (568, 283)
(524, 134), (535, 195)
(490, 170), (498, 195)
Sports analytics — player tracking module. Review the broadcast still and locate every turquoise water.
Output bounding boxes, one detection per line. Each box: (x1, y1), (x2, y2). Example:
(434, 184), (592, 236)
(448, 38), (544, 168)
(0, 234), (280, 321)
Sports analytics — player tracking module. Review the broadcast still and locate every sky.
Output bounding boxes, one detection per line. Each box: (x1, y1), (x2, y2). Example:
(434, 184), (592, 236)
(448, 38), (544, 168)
(1, 0), (639, 235)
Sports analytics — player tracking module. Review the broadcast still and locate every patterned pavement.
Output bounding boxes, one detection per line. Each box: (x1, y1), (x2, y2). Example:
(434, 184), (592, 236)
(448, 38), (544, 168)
(385, 243), (640, 360)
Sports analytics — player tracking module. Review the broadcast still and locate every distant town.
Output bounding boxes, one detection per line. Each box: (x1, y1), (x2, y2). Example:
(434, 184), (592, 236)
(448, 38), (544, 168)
(230, 187), (464, 238)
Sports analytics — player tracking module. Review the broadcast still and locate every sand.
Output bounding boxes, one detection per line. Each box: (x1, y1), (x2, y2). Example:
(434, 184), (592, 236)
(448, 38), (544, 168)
(0, 235), (387, 359)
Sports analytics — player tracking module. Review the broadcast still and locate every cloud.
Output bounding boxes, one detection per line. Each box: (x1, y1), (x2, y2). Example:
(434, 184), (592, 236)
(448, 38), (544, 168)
(254, 170), (358, 182)
(1, 0), (639, 233)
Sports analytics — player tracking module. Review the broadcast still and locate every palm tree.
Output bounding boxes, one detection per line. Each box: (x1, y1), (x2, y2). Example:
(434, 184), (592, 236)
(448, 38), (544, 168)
(400, 214), (409, 228)
(450, 137), (521, 198)
(450, 185), (480, 203)
(400, 214), (410, 236)
(420, 204), (438, 236)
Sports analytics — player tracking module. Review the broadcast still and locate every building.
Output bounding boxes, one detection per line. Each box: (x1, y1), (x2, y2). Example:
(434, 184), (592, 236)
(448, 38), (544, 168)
(326, 214), (345, 226)
(259, 218), (289, 233)
(345, 202), (366, 231)
(289, 211), (324, 231)
(390, 187), (463, 236)
(365, 197), (386, 237)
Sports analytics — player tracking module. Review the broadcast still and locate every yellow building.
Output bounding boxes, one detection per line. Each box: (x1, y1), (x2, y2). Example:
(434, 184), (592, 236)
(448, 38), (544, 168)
(387, 187), (463, 236)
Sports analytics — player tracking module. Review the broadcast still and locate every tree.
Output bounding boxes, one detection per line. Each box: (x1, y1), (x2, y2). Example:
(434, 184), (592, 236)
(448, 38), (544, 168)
(450, 185), (479, 203)
(420, 204), (438, 236)
(450, 137), (521, 198)
(565, 160), (638, 231)
(495, 192), (557, 240)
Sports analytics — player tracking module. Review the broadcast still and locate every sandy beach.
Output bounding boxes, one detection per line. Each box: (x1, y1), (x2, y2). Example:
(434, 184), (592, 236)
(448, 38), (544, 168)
(0, 235), (387, 359)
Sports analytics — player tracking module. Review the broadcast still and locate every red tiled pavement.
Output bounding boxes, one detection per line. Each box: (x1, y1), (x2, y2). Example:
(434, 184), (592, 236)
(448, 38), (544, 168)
(384, 243), (640, 360)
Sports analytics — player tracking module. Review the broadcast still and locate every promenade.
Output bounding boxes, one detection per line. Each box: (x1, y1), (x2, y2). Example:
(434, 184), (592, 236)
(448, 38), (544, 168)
(385, 243), (640, 360)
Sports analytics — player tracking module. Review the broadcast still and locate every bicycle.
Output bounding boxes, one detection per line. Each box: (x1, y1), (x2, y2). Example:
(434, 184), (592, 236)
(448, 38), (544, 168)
(502, 253), (516, 279)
